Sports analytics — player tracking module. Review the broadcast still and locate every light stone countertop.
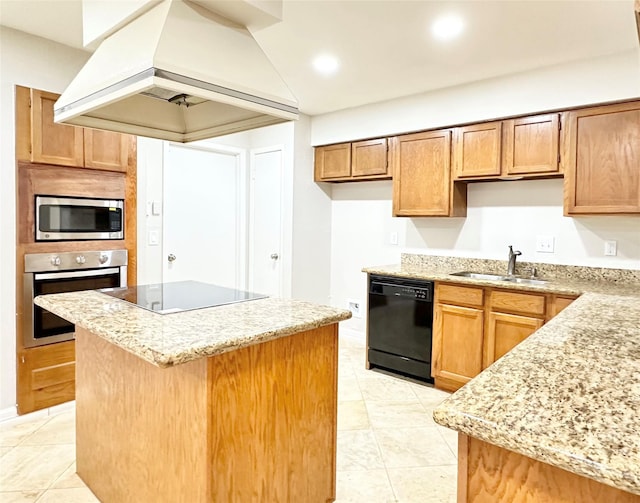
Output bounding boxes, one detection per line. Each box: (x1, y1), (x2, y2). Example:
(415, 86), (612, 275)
(363, 258), (640, 495)
(35, 290), (351, 368)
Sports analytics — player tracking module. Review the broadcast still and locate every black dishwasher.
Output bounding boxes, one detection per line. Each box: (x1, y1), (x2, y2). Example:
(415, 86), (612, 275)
(367, 275), (434, 382)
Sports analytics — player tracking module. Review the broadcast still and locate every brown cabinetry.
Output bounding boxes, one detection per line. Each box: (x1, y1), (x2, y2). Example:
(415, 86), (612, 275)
(391, 130), (466, 217)
(17, 341), (75, 414)
(432, 284), (484, 391)
(564, 100), (640, 215)
(433, 282), (563, 392)
(17, 86), (134, 172)
(314, 138), (390, 181)
(453, 114), (561, 180)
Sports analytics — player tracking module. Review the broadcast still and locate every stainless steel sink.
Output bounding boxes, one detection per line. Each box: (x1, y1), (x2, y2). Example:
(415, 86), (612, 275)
(450, 271), (508, 281)
(450, 271), (548, 285)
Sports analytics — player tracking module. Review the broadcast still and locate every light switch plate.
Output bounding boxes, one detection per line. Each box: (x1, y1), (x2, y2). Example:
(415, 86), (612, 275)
(604, 240), (617, 256)
(148, 230), (159, 246)
(389, 232), (398, 245)
(536, 235), (555, 253)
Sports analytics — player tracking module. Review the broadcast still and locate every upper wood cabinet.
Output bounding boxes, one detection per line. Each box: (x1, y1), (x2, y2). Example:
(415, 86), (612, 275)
(564, 100), (640, 215)
(453, 114), (561, 180)
(314, 138), (390, 182)
(502, 114), (560, 176)
(391, 130), (466, 217)
(454, 121), (503, 178)
(16, 86), (133, 173)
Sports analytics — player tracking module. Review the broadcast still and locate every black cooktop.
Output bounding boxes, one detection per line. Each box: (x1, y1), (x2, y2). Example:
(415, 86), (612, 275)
(100, 280), (268, 314)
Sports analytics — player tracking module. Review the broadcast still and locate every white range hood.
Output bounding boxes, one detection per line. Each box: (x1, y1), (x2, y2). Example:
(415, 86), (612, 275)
(54, 0), (298, 143)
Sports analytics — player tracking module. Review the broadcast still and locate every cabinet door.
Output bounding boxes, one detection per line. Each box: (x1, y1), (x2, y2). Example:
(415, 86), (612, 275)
(30, 89), (84, 167)
(351, 138), (389, 178)
(84, 129), (131, 172)
(484, 312), (543, 367)
(503, 114), (560, 176)
(564, 101), (640, 214)
(314, 143), (351, 181)
(392, 129), (460, 216)
(453, 121), (502, 178)
(432, 303), (484, 391)
(17, 340), (76, 415)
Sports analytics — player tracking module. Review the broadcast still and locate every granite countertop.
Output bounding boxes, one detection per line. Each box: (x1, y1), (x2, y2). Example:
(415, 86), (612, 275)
(362, 255), (640, 495)
(35, 291), (351, 368)
(434, 292), (640, 496)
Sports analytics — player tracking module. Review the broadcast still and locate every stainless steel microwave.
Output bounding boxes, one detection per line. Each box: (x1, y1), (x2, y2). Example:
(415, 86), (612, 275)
(35, 196), (124, 241)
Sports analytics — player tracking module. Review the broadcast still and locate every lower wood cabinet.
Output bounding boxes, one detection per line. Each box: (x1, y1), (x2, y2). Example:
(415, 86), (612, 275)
(17, 341), (75, 415)
(433, 283), (576, 392)
(484, 312), (543, 367)
(433, 304), (484, 391)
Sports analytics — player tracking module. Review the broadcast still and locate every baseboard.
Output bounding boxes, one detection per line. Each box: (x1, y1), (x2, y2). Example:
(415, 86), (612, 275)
(0, 405), (18, 422)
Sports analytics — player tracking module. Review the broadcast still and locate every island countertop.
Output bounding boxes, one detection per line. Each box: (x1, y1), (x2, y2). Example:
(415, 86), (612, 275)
(35, 290), (351, 368)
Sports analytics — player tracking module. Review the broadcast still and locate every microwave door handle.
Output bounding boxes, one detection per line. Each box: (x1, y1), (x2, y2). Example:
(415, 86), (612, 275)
(34, 267), (121, 280)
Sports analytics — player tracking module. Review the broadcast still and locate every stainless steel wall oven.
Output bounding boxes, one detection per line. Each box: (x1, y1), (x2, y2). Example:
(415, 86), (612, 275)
(23, 250), (127, 348)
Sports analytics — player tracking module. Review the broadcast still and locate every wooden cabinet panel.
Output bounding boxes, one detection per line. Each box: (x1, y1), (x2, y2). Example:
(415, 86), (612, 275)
(314, 143), (351, 180)
(433, 303), (484, 390)
(392, 129), (466, 217)
(17, 340), (76, 415)
(564, 101), (640, 214)
(454, 121), (502, 178)
(484, 312), (543, 367)
(84, 129), (131, 172)
(503, 114), (560, 176)
(438, 284), (484, 307)
(30, 89), (84, 167)
(491, 290), (546, 317)
(547, 295), (578, 320)
(352, 138), (388, 177)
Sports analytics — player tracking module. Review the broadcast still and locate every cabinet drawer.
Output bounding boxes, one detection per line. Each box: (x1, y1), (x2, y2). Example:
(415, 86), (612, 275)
(491, 290), (545, 317)
(437, 283), (484, 307)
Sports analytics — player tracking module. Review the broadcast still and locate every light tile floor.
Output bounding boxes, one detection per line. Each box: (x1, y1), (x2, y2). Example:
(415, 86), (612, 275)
(0, 332), (456, 502)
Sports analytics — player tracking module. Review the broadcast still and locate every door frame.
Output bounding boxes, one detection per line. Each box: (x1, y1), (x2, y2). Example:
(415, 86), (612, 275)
(162, 141), (248, 289)
(248, 144), (286, 297)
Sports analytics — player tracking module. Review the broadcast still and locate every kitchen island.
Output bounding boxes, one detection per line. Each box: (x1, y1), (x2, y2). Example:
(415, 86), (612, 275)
(35, 289), (351, 503)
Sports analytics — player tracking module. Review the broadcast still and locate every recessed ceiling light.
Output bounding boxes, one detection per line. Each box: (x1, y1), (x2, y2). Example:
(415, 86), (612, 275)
(431, 14), (464, 41)
(312, 54), (340, 76)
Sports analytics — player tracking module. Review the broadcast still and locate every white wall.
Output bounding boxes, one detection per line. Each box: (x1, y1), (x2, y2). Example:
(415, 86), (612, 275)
(314, 49), (640, 333)
(0, 27), (90, 417)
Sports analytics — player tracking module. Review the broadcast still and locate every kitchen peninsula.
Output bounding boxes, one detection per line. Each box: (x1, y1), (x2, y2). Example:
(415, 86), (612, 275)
(35, 287), (351, 503)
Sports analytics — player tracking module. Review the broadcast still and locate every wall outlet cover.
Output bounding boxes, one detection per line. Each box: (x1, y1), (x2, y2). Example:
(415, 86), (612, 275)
(604, 240), (617, 256)
(535, 235), (555, 253)
(347, 299), (362, 318)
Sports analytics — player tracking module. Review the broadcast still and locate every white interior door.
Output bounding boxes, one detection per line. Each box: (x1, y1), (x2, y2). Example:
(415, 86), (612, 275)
(163, 143), (245, 289)
(249, 146), (284, 297)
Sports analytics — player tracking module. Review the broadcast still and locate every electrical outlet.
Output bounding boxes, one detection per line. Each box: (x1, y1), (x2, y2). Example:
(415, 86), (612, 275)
(536, 235), (555, 253)
(604, 240), (617, 256)
(347, 299), (362, 318)
(389, 232), (398, 245)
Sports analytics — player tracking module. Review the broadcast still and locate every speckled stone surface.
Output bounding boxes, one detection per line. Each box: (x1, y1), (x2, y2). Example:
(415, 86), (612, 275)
(364, 255), (640, 495)
(35, 291), (351, 368)
(433, 293), (640, 496)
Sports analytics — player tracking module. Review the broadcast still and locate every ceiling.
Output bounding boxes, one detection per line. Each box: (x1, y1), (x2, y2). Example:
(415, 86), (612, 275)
(0, 0), (638, 116)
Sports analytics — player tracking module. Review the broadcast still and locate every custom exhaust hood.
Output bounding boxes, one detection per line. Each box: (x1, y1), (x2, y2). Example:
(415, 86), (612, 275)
(54, 0), (298, 143)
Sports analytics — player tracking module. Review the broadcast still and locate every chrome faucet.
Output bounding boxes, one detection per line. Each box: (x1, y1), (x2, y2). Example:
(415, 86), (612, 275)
(507, 245), (522, 276)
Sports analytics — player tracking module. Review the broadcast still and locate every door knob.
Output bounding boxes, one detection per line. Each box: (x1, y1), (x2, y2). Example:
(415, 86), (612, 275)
(270, 253), (279, 260)
(167, 254), (176, 262)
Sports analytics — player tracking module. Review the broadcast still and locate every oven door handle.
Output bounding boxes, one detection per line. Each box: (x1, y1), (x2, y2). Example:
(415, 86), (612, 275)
(35, 267), (121, 280)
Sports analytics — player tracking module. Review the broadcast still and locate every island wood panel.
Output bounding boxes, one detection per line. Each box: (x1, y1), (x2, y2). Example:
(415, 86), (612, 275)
(75, 324), (338, 503)
(209, 324), (338, 503)
(75, 327), (212, 503)
(458, 434), (640, 503)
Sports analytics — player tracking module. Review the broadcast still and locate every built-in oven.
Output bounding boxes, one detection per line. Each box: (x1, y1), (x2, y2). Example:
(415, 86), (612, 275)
(35, 195), (124, 241)
(23, 250), (127, 348)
